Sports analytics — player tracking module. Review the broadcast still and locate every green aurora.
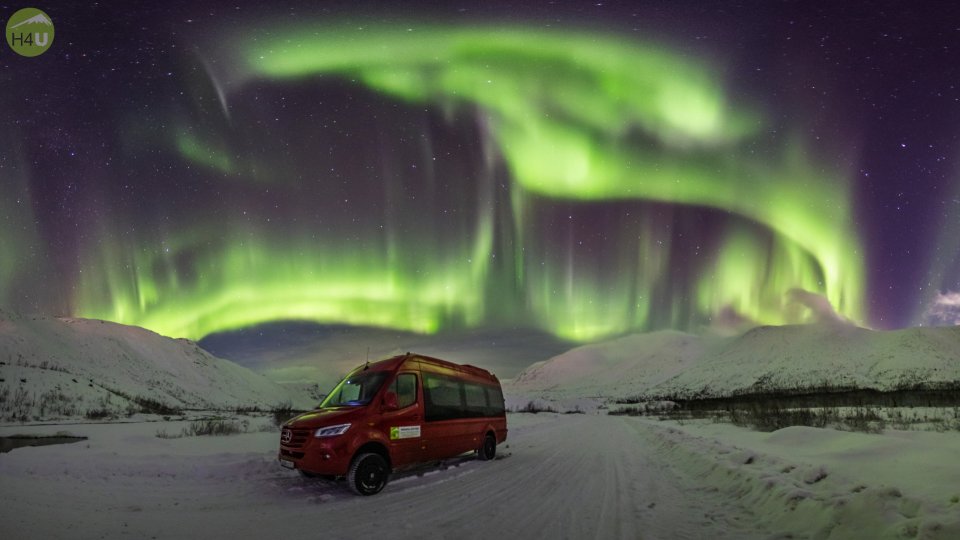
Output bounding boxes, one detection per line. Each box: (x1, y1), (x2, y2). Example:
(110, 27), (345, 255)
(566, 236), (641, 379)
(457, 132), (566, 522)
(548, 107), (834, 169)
(70, 23), (866, 341)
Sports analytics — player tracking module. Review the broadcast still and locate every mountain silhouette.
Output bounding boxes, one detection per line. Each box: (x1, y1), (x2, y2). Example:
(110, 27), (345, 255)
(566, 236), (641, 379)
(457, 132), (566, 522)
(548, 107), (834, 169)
(10, 13), (52, 29)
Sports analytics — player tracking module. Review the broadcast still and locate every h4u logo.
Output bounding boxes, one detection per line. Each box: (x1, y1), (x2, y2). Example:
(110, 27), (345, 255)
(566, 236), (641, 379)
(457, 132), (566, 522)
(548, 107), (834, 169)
(6, 8), (54, 57)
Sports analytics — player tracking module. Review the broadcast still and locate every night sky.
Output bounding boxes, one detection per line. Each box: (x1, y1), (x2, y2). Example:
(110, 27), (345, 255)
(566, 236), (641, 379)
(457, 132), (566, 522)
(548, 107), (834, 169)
(2, 1), (959, 343)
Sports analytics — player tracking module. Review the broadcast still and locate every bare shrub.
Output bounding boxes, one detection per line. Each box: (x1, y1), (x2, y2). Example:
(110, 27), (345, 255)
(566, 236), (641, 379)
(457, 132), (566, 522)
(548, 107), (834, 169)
(85, 408), (113, 420)
(608, 405), (645, 416)
(182, 417), (244, 436)
(515, 401), (557, 414)
(131, 396), (182, 416)
(37, 389), (77, 418)
(272, 401), (298, 426)
(10, 387), (33, 422)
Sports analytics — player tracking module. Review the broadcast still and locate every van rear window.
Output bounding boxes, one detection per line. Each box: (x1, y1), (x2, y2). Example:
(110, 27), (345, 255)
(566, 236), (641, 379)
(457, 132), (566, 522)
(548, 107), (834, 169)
(422, 372), (505, 421)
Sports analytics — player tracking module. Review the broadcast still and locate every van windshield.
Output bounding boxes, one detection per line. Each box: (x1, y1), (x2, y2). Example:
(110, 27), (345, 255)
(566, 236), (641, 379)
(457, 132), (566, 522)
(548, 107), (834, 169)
(320, 370), (389, 408)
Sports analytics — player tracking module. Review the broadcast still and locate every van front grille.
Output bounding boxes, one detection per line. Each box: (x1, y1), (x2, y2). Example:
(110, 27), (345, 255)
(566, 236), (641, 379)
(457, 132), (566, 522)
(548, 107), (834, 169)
(281, 428), (311, 448)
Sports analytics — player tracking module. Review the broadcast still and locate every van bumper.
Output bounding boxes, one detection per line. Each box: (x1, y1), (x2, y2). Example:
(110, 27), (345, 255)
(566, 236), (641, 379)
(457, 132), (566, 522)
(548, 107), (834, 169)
(279, 438), (353, 475)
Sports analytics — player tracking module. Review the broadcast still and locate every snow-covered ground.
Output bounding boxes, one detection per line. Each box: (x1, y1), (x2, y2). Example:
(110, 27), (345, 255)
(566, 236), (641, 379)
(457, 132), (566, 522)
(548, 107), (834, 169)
(3, 413), (958, 539)
(3, 315), (959, 538)
(648, 418), (960, 539)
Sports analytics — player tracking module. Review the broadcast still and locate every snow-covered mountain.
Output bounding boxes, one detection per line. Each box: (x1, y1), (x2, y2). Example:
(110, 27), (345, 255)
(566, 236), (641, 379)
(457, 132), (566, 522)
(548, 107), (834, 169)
(651, 324), (960, 399)
(0, 316), (315, 422)
(10, 13), (52, 29)
(510, 330), (716, 399)
(508, 323), (960, 401)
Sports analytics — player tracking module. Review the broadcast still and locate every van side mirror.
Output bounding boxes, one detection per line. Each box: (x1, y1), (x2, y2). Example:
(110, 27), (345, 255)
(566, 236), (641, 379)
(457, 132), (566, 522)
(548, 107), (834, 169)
(382, 391), (399, 411)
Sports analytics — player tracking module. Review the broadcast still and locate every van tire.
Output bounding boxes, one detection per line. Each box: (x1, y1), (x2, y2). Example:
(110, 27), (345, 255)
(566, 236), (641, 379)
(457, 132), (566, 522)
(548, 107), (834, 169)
(347, 452), (389, 495)
(477, 433), (496, 461)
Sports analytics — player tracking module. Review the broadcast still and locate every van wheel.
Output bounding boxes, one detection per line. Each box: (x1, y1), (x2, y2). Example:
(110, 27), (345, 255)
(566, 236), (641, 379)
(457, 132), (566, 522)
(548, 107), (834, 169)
(477, 433), (496, 461)
(347, 453), (389, 495)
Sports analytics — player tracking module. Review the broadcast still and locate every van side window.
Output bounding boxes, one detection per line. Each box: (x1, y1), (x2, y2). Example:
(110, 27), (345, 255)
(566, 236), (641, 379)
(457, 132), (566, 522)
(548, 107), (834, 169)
(464, 383), (487, 417)
(422, 372), (505, 421)
(423, 372), (462, 421)
(393, 373), (417, 409)
(484, 385), (505, 416)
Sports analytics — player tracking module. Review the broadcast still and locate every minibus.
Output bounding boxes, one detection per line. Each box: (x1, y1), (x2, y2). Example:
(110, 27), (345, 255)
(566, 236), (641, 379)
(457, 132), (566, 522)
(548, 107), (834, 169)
(279, 353), (507, 495)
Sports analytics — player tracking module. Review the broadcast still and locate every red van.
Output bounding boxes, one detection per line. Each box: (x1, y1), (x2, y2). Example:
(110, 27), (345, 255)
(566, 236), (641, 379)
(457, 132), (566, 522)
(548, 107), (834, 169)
(278, 353), (508, 495)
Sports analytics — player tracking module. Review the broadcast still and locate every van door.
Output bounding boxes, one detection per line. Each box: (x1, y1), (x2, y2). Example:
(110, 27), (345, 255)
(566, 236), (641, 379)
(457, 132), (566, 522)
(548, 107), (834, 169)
(420, 369), (475, 460)
(380, 372), (423, 468)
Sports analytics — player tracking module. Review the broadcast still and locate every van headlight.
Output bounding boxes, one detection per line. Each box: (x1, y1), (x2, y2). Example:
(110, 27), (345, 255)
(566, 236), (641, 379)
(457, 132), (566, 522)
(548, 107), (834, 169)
(314, 423), (351, 438)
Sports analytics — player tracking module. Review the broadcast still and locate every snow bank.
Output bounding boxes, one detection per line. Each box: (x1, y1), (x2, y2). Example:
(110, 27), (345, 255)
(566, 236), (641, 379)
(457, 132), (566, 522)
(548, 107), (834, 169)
(639, 418), (960, 539)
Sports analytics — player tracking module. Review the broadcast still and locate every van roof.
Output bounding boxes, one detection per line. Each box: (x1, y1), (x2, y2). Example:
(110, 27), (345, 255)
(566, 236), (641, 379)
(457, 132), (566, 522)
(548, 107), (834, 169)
(356, 352), (498, 381)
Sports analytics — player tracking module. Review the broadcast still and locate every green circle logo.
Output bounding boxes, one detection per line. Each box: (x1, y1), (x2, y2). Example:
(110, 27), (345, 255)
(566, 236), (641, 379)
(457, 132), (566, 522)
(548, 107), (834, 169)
(6, 8), (54, 57)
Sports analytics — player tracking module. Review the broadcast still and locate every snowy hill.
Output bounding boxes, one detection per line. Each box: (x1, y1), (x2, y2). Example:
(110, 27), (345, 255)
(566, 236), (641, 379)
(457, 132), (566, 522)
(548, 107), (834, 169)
(9, 13), (52, 29)
(507, 324), (960, 402)
(510, 331), (716, 400)
(652, 324), (960, 399)
(0, 316), (315, 422)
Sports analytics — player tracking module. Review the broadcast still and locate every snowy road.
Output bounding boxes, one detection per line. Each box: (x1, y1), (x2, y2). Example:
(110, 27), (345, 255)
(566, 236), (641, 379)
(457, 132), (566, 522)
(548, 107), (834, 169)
(3, 413), (959, 539)
(1, 414), (769, 540)
(308, 413), (767, 540)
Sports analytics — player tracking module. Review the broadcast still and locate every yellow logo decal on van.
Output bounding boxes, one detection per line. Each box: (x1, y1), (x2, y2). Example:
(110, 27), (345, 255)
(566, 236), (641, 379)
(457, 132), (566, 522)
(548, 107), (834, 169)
(390, 425), (421, 440)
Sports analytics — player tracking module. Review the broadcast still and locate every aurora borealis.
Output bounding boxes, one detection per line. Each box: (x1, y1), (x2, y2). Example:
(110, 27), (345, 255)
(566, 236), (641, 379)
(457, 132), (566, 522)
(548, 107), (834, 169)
(2, 1), (958, 342)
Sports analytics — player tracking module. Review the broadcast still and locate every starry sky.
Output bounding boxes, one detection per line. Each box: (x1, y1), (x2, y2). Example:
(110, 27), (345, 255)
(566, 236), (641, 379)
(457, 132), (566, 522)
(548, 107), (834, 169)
(2, 0), (959, 343)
